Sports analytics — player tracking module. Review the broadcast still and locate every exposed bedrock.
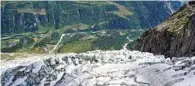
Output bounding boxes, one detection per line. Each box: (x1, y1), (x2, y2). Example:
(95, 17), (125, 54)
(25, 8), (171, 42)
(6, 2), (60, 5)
(135, 4), (195, 57)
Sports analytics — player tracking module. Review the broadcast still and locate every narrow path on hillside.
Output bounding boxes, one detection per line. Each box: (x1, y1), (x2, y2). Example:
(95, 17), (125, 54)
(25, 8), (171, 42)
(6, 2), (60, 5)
(49, 34), (65, 54)
(123, 36), (133, 50)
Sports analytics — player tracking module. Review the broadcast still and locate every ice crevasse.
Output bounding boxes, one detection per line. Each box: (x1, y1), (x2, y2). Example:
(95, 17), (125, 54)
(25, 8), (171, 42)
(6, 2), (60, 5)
(1, 50), (195, 86)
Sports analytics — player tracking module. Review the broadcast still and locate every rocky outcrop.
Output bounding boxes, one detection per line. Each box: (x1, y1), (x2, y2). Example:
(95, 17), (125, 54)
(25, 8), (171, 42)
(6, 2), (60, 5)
(135, 4), (195, 57)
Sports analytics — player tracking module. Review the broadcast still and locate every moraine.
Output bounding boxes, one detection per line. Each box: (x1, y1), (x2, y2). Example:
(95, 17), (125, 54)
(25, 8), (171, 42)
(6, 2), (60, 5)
(1, 50), (195, 86)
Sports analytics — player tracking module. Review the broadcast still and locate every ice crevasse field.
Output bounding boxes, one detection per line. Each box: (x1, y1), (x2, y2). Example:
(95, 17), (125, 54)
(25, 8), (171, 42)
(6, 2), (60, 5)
(1, 49), (195, 86)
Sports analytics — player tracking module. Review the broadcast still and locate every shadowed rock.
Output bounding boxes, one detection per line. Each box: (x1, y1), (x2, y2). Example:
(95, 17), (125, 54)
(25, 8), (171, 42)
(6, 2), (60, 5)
(135, 4), (195, 57)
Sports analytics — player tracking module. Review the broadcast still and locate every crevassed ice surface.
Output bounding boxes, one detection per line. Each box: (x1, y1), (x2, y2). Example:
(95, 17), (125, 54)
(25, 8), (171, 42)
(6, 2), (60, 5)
(1, 50), (195, 86)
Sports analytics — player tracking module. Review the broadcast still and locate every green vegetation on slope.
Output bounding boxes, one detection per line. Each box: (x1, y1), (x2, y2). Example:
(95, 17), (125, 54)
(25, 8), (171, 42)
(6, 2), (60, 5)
(58, 39), (94, 53)
(1, 29), (145, 53)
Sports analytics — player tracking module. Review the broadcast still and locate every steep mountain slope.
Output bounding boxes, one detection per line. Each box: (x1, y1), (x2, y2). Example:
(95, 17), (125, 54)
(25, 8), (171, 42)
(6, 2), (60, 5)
(1, 1), (182, 34)
(1, 1), (183, 53)
(1, 50), (195, 86)
(135, 4), (195, 57)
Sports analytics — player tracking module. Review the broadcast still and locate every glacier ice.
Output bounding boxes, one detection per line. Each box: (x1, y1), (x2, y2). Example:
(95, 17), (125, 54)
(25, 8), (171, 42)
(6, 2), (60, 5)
(1, 50), (195, 86)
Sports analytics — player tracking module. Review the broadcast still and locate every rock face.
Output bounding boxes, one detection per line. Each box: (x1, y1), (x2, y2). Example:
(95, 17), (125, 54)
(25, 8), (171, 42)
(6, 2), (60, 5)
(135, 4), (195, 57)
(1, 50), (195, 86)
(1, 1), (182, 34)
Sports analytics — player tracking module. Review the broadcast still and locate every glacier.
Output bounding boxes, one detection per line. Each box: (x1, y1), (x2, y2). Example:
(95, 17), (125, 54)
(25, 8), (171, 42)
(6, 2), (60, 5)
(1, 49), (195, 86)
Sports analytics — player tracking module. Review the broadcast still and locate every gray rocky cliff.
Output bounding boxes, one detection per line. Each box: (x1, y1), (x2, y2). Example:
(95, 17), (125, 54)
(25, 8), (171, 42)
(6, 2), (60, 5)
(135, 4), (195, 57)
